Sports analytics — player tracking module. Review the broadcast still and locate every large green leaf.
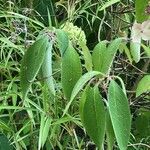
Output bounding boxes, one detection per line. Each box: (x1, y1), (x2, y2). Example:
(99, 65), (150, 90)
(135, 0), (150, 23)
(61, 43), (82, 100)
(63, 71), (103, 116)
(41, 41), (55, 96)
(108, 80), (131, 150)
(92, 38), (122, 76)
(136, 75), (150, 97)
(20, 36), (49, 99)
(80, 85), (106, 149)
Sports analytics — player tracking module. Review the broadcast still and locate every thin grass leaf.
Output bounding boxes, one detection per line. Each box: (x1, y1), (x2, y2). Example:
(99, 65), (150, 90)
(99, 0), (120, 11)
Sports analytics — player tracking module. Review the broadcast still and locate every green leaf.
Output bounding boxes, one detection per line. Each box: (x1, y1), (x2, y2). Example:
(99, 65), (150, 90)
(92, 38), (122, 76)
(80, 85), (106, 149)
(41, 41), (55, 96)
(80, 42), (93, 71)
(20, 36), (49, 99)
(134, 108), (150, 138)
(141, 44), (150, 57)
(33, 0), (57, 26)
(135, 0), (150, 23)
(0, 120), (12, 132)
(108, 80), (131, 150)
(92, 40), (107, 72)
(38, 114), (45, 150)
(0, 37), (19, 49)
(38, 115), (52, 149)
(0, 134), (14, 150)
(106, 110), (115, 150)
(42, 117), (52, 147)
(130, 42), (141, 63)
(63, 71), (103, 116)
(99, 0), (120, 11)
(61, 42), (82, 100)
(121, 44), (133, 64)
(136, 75), (150, 97)
(56, 29), (69, 56)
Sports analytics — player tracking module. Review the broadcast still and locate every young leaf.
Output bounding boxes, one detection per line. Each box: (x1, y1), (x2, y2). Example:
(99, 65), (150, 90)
(92, 38), (122, 76)
(61, 42), (82, 100)
(136, 75), (150, 97)
(41, 41), (55, 96)
(130, 42), (141, 63)
(80, 85), (106, 149)
(20, 36), (49, 99)
(135, 0), (150, 23)
(108, 80), (131, 150)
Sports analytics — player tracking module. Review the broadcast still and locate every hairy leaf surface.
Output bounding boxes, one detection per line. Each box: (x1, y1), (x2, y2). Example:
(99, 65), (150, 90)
(61, 43), (82, 100)
(80, 85), (106, 149)
(108, 80), (131, 150)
